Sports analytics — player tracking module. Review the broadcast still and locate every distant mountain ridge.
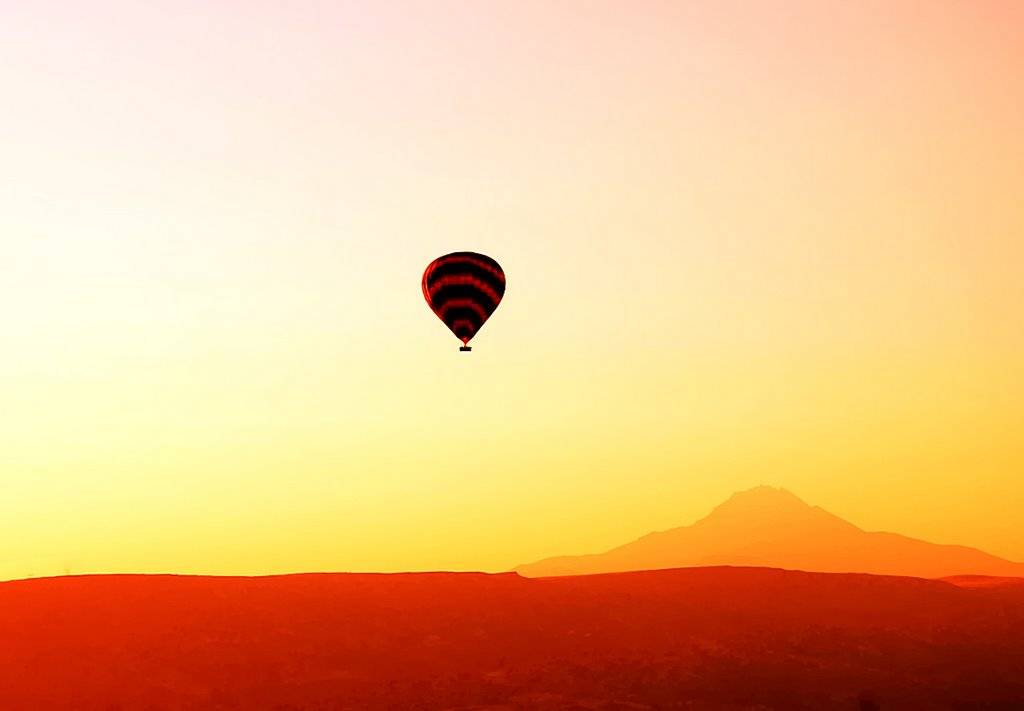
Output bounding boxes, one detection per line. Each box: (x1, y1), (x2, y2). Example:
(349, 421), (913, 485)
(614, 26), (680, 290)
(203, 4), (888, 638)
(515, 485), (1024, 579)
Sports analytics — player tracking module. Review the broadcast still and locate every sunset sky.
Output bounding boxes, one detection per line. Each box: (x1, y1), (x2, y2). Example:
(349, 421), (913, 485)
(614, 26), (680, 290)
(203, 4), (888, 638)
(2, 1), (1022, 581)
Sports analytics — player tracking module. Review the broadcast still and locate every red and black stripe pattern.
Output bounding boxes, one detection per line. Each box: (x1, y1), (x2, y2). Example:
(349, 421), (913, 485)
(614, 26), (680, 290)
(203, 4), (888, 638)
(422, 252), (506, 347)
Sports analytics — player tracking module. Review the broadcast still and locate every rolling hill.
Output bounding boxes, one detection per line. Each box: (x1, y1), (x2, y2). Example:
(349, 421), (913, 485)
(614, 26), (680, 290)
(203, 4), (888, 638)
(2, 567), (1023, 709)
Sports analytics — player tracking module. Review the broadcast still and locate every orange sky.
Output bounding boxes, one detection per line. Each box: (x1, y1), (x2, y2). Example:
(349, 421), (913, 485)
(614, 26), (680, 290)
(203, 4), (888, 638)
(2, 1), (1022, 580)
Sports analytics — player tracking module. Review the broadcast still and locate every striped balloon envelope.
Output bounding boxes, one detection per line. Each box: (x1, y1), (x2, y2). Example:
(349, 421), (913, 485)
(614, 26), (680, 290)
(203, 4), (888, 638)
(422, 251), (506, 351)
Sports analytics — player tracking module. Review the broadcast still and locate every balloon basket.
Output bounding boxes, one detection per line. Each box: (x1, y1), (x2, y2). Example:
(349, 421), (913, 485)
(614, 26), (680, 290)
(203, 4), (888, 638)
(460, 346), (472, 352)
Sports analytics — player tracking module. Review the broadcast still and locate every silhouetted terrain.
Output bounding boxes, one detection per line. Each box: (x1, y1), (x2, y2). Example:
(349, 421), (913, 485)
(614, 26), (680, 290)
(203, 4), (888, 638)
(3, 567), (1024, 710)
(516, 486), (1024, 579)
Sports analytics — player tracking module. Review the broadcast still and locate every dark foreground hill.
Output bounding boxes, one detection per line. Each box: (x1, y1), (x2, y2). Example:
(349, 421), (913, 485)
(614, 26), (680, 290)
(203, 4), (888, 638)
(2, 567), (1024, 710)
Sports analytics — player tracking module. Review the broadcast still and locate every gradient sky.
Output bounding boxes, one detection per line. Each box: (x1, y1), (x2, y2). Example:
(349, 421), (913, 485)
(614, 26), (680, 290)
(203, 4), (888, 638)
(2, 1), (1022, 580)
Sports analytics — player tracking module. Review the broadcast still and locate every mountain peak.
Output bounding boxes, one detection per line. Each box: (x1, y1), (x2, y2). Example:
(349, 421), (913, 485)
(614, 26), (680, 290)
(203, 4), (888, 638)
(515, 485), (1024, 579)
(698, 485), (815, 525)
(723, 485), (806, 506)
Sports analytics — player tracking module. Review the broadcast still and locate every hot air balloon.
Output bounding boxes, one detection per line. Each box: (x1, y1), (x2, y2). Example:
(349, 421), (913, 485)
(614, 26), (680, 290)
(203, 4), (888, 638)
(422, 251), (505, 351)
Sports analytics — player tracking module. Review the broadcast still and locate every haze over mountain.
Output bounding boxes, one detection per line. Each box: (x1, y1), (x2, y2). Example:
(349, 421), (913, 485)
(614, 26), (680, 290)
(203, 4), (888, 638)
(516, 486), (1024, 579)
